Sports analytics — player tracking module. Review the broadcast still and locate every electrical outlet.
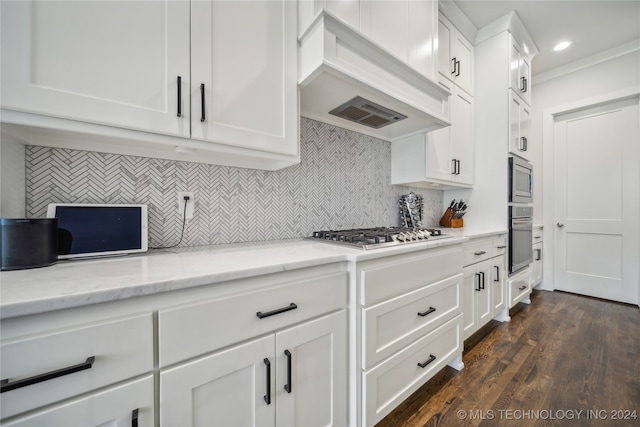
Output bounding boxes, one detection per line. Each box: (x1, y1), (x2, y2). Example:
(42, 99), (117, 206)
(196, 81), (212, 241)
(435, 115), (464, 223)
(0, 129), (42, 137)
(178, 192), (195, 220)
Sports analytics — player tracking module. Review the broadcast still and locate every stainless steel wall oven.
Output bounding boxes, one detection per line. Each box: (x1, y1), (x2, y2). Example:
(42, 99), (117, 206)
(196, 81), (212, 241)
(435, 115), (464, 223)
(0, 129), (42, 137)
(509, 206), (533, 274)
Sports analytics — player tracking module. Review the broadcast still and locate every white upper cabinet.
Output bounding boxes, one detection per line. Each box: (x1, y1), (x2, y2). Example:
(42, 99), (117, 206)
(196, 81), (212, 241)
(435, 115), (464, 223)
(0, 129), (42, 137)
(360, 0), (438, 79)
(391, 80), (474, 189)
(438, 14), (474, 96)
(509, 34), (532, 105)
(0, 0), (190, 137)
(1, 0), (299, 170)
(191, 0), (298, 157)
(298, 0), (360, 34)
(509, 89), (531, 161)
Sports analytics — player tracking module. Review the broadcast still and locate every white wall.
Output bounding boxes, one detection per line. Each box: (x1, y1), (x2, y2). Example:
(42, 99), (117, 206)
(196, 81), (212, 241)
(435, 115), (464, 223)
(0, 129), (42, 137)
(531, 50), (640, 291)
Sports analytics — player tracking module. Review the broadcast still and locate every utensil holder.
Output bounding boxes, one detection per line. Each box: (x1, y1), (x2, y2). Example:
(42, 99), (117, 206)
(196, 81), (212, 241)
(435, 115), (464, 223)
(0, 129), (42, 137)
(439, 209), (463, 228)
(451, 218), (463, 228)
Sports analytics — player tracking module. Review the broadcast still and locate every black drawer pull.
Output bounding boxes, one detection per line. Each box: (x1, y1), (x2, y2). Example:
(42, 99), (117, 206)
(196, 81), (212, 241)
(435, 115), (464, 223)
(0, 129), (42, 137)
(284, 349), (292, 393)
(474, 251), (486, 256)
(176, 76), (182, 117)
(132, 408), (139, 427)
(518, 285), (527, 291)
(417, 354), (436, 368)
(417, 307), (436, 317)
(263, 358), (271, 405)
(494, 265), (500, 282)
(256, 303), (297, 319)
(480, 271), (486, 290)
(0, 356), (95, 393)
(200, 83), (206, 122)
(496, 245), (507, 249)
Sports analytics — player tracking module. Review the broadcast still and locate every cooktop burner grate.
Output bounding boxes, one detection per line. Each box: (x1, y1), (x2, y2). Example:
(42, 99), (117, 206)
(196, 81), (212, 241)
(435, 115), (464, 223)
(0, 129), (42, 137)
(308, 227), (449, 249)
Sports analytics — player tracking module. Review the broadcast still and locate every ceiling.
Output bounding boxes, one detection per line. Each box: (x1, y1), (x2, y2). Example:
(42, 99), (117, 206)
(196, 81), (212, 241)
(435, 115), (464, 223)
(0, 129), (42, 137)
(452, 0), (640, 78)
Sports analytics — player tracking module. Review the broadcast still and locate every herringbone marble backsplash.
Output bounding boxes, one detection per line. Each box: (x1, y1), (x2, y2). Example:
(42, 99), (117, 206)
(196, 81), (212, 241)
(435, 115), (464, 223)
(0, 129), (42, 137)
(26, 118), (442, 248)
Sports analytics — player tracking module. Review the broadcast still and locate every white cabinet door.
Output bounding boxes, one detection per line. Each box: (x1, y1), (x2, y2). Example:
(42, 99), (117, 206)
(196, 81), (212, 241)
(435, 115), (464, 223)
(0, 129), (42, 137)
(476, 261), (493, 327)
(275, 311), (347, 427)
(360, 0), (437, 79)
(461, 266), (477, 339)
(160, 335), (276, 427)
(191, 0), (298, 156)
(0, 0), (190, 137)
(532, 242), (543, 287)
(3, 376), (154, 427)
(509, 36), (531, 105)
(298, 0), (360, 35)
(449, 87), (474, 185)
(491, 256), (507, 315)
(438, 15), (473, 96)
(509, 90), (532, 161)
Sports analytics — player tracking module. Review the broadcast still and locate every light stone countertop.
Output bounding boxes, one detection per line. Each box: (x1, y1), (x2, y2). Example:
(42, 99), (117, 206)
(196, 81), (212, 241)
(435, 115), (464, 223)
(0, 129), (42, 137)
(0, 234), (485, 319)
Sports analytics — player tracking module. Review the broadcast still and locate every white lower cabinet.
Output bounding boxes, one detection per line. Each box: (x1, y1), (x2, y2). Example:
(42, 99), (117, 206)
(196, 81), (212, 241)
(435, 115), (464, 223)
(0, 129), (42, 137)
(3, 376), (154, 427)
(0, 313), (154, 422)
(356, 245), (465, 426)
(509, 267), (532, 307)
(160, 311), (347, 427)
(462, 236), (509, 340)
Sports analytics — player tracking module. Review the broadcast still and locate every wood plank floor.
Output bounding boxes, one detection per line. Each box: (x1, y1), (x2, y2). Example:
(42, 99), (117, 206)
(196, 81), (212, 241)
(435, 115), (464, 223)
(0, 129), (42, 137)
(375, 290), (640, 427)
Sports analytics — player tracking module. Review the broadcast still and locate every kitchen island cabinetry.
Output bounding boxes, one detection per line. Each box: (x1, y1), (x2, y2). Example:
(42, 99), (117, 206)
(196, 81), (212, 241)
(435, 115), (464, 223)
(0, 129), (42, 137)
(0, 0), (298, 171)
(354, 245), (465, 426)
(462, 236), (509, 340)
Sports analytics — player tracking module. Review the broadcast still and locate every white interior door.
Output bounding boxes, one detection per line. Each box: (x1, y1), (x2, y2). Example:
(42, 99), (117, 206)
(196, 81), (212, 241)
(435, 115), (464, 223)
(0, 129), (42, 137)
(553, 96), (639, 304)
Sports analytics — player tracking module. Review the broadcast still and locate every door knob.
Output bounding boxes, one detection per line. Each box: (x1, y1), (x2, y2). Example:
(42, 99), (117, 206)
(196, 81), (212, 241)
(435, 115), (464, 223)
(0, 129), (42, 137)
(557, 222), (564, 228)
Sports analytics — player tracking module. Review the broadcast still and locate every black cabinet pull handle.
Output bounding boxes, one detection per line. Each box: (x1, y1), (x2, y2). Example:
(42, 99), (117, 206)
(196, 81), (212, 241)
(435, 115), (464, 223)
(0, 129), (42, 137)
(418, 307), (436, 317)
(200, 83), (206, 122)
(417, 354), (436, 368)
(456, 159), (461, 175)
(451, 159), (457, 175)
(518, 285), (527, 291)
(256, 303), (297, 319)
(456, 60), (461, 77)
(263, 358), (271, 405)
(535, 249), (542, 261)
(475, 273), (482, 291)
(497, 245), (507, 249)
(1, 356), (95, 393)
(523, 137), (528, 152)
(176, 76), (182, 117)
(474, 251), (486, 256)
(480, 271), (486, 290)
(132, 408), (139, 427)
(494, 265), (500, 282)
(451, 57), (457, 75)
(284, 349), (292, 393)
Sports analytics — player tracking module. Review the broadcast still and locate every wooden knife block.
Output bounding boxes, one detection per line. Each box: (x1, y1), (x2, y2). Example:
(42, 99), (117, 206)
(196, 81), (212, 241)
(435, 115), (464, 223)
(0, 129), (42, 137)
(439, 208), (463, 228)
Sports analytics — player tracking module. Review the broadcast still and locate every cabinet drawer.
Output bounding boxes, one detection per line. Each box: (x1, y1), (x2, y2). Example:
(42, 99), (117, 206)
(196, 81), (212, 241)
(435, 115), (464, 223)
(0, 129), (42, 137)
(360, 246), (462, 306)
(362, 273), (462, 369)
(463, 237), (506, 266)
(509, 269), (532, 307)
(2, 375), (154, 427)
(362, 314), (462, 427)
(159, 271), (347, 367)
(0, 314), (153, 419)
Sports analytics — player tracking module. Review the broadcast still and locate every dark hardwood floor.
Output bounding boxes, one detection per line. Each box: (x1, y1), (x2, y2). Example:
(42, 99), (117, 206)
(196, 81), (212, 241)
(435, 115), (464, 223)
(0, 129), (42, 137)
(375, 290), (640, 427)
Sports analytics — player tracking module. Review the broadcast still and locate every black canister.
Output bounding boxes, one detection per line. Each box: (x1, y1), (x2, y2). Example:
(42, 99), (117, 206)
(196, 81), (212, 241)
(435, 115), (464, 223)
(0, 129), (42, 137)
(0, 218), (58, 270)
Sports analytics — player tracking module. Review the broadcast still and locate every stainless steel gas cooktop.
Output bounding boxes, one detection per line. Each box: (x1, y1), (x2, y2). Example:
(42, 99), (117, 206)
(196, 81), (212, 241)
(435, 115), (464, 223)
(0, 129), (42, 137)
(307, 227), (451, 250)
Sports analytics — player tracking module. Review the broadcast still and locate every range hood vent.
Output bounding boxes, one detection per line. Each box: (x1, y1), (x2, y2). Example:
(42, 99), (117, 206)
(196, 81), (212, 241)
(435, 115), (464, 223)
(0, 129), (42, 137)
(329, 96), (408, 129)
(299, 11), (451, 141)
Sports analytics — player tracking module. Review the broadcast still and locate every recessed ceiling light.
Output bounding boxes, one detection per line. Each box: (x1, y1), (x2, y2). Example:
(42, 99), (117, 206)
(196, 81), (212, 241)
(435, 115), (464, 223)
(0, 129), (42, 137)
(554, 41), (572, 52)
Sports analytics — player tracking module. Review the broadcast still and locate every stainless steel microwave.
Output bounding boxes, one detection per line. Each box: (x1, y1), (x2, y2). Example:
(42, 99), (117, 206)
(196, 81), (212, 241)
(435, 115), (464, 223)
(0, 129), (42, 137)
(509, 157), (533, 203)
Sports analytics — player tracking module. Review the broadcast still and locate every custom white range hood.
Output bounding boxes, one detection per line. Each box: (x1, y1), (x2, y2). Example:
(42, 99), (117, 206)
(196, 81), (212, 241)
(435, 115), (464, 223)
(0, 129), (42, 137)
(298, 11), (451, 141)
